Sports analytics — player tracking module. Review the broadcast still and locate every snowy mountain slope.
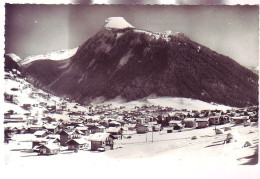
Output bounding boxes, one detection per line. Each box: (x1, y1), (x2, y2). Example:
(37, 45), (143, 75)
(20, 47), (78, 65)
(5, 53), (22, 63)
(101, 96), (236, 111)
(18, 17), (259, 107)
(4, 71), (59, 117)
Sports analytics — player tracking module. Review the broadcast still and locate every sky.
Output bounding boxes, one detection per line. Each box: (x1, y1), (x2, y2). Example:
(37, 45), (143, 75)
(4, 4), (259, 67)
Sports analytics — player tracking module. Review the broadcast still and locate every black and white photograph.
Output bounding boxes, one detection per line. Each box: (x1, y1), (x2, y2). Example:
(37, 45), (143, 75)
(1, 1), (260, 177)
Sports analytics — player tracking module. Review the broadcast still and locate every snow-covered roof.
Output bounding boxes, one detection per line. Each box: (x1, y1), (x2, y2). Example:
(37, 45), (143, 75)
(183, 118), (197, 122)
(232, 116), (250, 120)
(106, 127), (122, 133)
(67, 138), (87, 145)
(37, 143), (59, 150)
(109, 121), (121, 125)
(45, 134), (60, 139)
(34, 130), (47, 136)
(88, 133), (112, 141)
(195, 118), (209, 122)
(169, 120), (182, 124)
(76, 126), (89, 131)
(44, 124), (58, 130)
(105, 17), (134, 29)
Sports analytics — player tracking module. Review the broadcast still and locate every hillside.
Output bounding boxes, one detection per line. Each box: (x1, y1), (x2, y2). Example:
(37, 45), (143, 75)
(4, 54), (21, 72)
(17, 17), (258, 107)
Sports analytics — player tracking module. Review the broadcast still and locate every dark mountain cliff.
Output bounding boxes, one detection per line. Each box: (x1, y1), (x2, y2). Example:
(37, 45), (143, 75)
(16, 19), (258, 107)
(4, 54), (21, 72)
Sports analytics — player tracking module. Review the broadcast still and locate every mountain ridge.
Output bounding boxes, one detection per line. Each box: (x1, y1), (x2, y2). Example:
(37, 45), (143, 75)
(6, 17), (259, 107)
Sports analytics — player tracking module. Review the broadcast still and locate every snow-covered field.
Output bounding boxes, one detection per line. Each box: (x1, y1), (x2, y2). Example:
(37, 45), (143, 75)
(2, 71), (259, 178)
(108, 123), (258, 165)
(3, 122), (258, 167)
(2, 123), (259, 179)
(103, 96), (236, 111)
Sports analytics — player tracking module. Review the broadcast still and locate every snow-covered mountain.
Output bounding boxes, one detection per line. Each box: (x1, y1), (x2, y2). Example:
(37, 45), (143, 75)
(11, 17), (259, 107)
(104, 17), (135, 29)
(6, 53), (22, 63)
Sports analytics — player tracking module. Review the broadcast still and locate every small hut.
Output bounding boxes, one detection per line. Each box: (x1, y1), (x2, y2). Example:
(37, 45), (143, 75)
(183, 118), (196, 128)
(67, 139), (87, 151)
(231, 116), (250, 125)
(34, 130), (48, 138)
(37, 144), (59, 155)
(209, 117), (220, 126)
(88, 133), (115, 151)
(106, 127), (123, 135)
(195, 118), (209, 128)
(136, 125), (149, 134)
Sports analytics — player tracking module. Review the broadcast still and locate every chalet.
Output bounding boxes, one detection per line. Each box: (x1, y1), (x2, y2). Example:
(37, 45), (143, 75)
(108, 121), (121, 127)
(210, 110), (223, 116)
(60, 102), (67, 110)
(183, 118), (196, 128)
(148, 121), (158, 126)
(12, 126), (26, 134)
(169, 112), (186, 121)
(195, 118), (209, 128)
(22, 104), (31, 110)
(4, 127), (13, 143)
(46, 105), (56, 112)
(116, 119), (126, 126)
(144, 118), (150, 123)
(106, 127), (123, 139)
(27, 125), (44, 133)
(126, 124), (136, 131)
(44, 124), (59, 134)
(99, 121), (109, 128)
(59, 129), (83, 146)
(231, 116), (250, 125)
(34, 130), (48, 138)
(4, 114), (25, 123)
(250, 116), (258, 122)
(4, 110), (13, 119)
(168, 121), (183, 130)
(45, 135), (60, 145)
(219, 116), (230, 124)
(4, 93), (14, 103)
(36, 144), (59, 155)
(26, 116), (37, 125)
(42, 117), (56, 123)
(32, 138), (48, 148)
(208, 116), (220, 126)
(152, 124), (162, 131)
(88, 124), (105, 134)
(70, 116), (81, 122)
(89, 133), (116, 151)
(165, 127), (173, 133)
(136, 125), (149, 134)
(59, 130), (70, 146)
(136, 118), (145, 125)
(98, 125), (106, 133)
(45, 134), (60, 140)
(67, 139), (88, 151)
(75, 126), (90, 135)
(39, 102), (47, 107)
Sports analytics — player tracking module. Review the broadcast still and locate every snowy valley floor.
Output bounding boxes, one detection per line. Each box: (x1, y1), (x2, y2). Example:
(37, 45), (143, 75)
(3, 123), (258, 167)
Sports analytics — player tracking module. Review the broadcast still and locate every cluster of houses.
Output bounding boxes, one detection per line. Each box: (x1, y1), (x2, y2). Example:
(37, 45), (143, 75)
(4, 70), (259, 156)
(4, 102), (258, 155)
